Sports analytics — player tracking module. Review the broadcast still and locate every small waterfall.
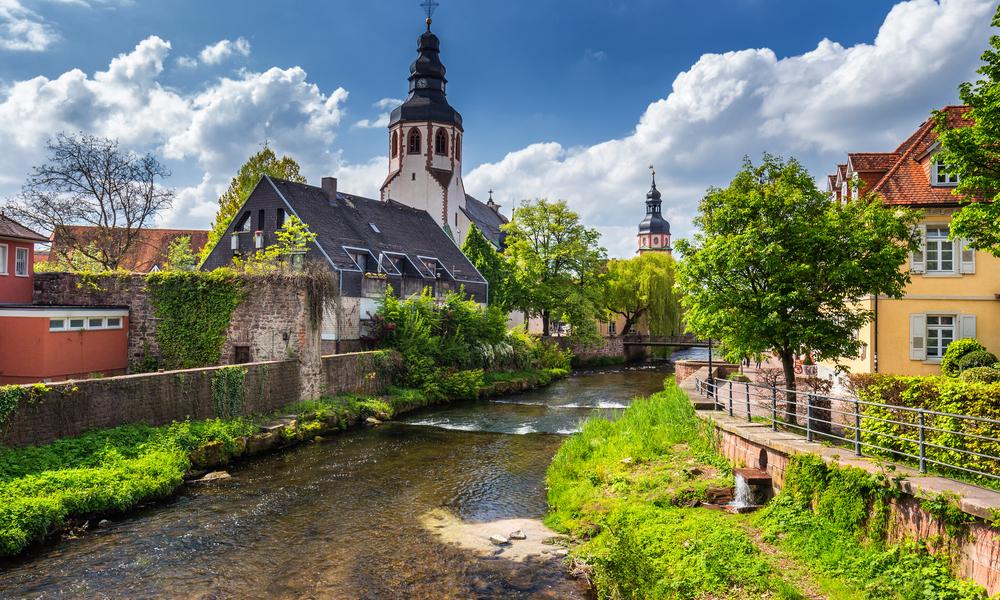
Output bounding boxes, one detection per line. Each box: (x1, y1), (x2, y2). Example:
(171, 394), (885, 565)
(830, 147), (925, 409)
(730, 473), (754, 510)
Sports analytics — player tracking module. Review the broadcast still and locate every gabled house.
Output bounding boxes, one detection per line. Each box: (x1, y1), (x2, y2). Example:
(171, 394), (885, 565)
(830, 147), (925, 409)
(200, 175), (488, 353)
(0, 213), (128, 383)
(47, 226), (209, 272)
(827, 106), (998, 376)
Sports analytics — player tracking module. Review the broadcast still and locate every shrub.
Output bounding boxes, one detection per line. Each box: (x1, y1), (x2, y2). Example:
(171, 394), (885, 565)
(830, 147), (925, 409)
(958, 349), (999, 372)
(960, 367), (1000, 384)
(941, 338), (987, 377)
(853, 374), (1000, 486)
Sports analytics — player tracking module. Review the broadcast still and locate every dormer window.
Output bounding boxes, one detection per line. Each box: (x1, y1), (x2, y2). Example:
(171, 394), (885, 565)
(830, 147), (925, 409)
(932, 160), (959, 186)
(841, 181), (848, 199)
(235, 212), (251, 233)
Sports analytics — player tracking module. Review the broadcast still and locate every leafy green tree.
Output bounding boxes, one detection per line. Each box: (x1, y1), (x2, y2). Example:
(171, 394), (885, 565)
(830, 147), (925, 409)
(461, 224), (512, 311)
(163, 236), (197, 271)
(502, 199), (606, 338)
(204, 144), (306, 262)
(675, 155), (918, 423)
(233, 215), (317, 272)
(603, 253), (681, 337)
(934, 6), (1000, 256)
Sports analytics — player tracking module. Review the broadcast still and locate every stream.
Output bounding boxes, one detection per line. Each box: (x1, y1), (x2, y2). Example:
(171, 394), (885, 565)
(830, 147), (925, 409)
(0, 365), (680, 599)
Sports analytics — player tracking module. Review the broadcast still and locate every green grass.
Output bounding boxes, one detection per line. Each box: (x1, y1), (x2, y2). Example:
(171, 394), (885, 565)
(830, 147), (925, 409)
(0, 366), (564, 558)
(546, 379), (989, 600)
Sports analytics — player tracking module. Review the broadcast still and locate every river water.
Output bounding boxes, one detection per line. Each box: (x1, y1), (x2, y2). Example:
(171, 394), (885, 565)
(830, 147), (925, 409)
(0, 366), (674, 599)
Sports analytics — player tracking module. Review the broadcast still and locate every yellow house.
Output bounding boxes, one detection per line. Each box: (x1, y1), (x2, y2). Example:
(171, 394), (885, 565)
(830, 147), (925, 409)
(829, 106), (1000, 377)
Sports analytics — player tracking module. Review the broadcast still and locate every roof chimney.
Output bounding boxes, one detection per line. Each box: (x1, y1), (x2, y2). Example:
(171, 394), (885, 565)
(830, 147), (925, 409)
(322, 177), (338, 200)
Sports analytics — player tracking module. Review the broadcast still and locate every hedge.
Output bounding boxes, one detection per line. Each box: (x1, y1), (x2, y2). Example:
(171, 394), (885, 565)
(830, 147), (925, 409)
(851, 374), (1000, 487)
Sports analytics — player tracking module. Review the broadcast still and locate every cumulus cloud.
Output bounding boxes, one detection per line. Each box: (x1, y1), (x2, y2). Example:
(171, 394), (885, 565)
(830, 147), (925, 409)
(198, 37), (251, 65)
(0, 0), (58, 51)
(353, 97), (404, 129)
(0, 35), (350, 227)
(466, 0), (995, 257)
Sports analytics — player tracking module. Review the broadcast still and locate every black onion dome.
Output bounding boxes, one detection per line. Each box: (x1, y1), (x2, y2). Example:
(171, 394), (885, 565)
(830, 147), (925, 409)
(638, 177), (670, 235)
(389, 29), (463, 128)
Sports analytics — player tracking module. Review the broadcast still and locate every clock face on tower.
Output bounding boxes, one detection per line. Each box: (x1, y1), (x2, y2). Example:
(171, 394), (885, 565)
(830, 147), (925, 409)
(416, 78), (428, 89)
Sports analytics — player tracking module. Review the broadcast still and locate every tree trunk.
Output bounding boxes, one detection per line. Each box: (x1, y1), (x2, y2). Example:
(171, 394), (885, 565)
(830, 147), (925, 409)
(621, 314), (637, 337)
(779, 350), (798, 426)
(541, 311), (551, 337)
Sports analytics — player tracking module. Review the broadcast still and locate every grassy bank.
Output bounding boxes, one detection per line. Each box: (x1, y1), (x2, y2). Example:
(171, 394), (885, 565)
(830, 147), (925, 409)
(546, 379), (987, 600)
(0, 367), (566, 559)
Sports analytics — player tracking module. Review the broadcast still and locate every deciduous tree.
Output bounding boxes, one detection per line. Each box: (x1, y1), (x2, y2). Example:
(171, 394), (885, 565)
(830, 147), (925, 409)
(4, 133), (173, 271)
(205, 144), (306, 262)
(675, 155), (918, 424)
(934, 5), (1000, 256)
(502, 199), (606, 338)
(602, 253), (681, 337)
(461, 224), (513, 311)
(164, 236), (198, 272)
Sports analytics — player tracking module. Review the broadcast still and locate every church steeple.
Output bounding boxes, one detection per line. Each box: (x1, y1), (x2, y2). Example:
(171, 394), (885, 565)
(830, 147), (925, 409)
(388, 14), (462, 129)
(637, 167), (671, 255)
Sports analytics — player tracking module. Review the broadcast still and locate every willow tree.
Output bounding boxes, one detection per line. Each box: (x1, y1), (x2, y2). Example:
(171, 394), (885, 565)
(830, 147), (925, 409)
(603, 253), (680, 336)
(676, 155), (918, 424)
(204, 144), (306, 262)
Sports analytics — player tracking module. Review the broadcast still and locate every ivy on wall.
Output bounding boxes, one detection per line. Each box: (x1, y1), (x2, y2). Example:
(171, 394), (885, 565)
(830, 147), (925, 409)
(0, 384), (51, 427)
(147, 270), (245, 370)
(211, 366), (247, 418)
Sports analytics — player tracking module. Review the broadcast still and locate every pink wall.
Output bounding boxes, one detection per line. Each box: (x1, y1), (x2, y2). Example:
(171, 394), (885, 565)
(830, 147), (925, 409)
(0, 238), (35, 304)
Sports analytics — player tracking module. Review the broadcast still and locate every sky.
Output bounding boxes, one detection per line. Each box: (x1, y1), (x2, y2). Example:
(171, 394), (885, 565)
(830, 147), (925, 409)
(0, 0), (995, 257)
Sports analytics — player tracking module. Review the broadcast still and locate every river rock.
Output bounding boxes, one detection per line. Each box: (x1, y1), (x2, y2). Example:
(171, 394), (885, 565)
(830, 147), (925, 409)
(192, 471), (232, 484)
(365, 417), (382, 426)
(489, 534), (510, 546)
(97, 519), (112, 528)
(508, 529), (527, 540)
(189, 440), (228, 469)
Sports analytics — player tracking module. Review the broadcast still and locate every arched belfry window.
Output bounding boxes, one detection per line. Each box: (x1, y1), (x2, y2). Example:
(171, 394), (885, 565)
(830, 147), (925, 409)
(408, 129), (422, 154)
(435, 128), (448, 155)
(455, 133), (462, 161)
(390, 131), (398, 158)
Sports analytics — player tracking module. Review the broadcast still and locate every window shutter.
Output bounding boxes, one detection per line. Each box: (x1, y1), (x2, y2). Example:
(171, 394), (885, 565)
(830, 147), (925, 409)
(909, 314), (927, 361)
(910, 225), (926, 274)
(959, 239), (976, 274)
(959, 314), (977, 340)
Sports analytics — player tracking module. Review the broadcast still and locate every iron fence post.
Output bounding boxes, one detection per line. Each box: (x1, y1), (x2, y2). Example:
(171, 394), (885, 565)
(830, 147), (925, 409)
(853, 396), (862, 457)
(918, 409), (927, 473)
(728, 381), (734, 417)
(746, 381), (752, 422)
(771, 385), (777, 431)
(806, 393), (814, 442)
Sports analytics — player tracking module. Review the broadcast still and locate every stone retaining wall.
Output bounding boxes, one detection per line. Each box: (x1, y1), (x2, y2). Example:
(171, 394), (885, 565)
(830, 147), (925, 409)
(0, 351), (399, 448)
(678, 368), (1000, 595)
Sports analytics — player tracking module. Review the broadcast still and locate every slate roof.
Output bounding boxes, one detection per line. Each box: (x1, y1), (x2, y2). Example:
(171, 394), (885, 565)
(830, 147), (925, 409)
(267, 178), (485, 284)
(0, 213), (47, 242)
(462, 194), (508, 249)
(50, 226), (209, 272)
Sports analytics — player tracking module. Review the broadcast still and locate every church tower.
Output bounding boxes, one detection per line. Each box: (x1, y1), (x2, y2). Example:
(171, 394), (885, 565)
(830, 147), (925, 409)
(637, 169), (671, 255)
(381, 11), (471, 243)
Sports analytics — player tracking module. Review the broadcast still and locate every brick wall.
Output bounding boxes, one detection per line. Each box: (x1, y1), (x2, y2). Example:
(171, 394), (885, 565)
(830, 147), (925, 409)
(0, 350), (400, 448)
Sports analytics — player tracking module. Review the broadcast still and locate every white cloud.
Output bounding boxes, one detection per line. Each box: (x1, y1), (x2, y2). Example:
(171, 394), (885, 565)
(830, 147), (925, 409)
(465, 0), (995, 257)
(198, 37), (250, 66)
(353, 97), (403, 129)
(0, 0), (58, 51)
(0, 35), (351, 228)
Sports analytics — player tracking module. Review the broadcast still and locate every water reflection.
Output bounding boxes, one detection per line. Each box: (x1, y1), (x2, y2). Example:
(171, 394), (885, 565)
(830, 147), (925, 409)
(0, 367), (669, 599)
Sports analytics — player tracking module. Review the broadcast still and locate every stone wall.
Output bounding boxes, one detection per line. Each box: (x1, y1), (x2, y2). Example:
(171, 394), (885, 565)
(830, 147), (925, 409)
(678, 368), (1000, 595)
(674, 360), (737, 383)
(556, 336), (625, 365)
(0, 350), (400, 448)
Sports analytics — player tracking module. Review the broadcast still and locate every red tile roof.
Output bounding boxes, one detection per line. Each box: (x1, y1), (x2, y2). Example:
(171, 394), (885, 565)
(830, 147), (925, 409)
(848, 152), (899, 172)
(0, 213), (47, 242)
(50, 226), (209, 272)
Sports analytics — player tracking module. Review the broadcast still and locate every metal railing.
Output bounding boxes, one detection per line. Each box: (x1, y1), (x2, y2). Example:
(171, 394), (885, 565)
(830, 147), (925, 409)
(694, 377), (1000, 484)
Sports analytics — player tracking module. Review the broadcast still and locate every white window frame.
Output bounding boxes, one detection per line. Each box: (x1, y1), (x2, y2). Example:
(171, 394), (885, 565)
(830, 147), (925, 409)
(14, 247), (28, 277)
(67, 317), (86, 331)
(925, 314), (956, 362)
(924, 226), (954, 274)
(0, 243), (7, 275)
(87, 317), (106, 329)
(49, 318), (65, 331)
(607, 321), (617, 336)
(931, 160), (959, 187)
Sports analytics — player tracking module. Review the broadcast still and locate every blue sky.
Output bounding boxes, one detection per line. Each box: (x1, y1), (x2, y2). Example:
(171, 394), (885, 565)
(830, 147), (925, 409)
(0, 0), (995, 256)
